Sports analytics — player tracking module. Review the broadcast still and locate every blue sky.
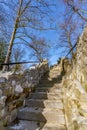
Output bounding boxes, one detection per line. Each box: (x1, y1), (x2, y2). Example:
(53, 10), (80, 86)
(0, 0), (69, 65)
(16, 0), (66, 65)
(1, 0), (86, 67)
(38, 0), (66, 65)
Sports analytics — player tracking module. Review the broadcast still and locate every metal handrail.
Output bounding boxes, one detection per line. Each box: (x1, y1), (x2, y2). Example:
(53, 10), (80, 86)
(65, 42), (77, 57)
(65, 36), (79, 57)
(0, 61), (39, 70)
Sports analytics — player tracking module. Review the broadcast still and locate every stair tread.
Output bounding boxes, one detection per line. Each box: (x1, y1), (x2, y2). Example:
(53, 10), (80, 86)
(37, 85), (62, 89)
(42, 123), (66, 130)
(18, 109), (65, 124)
(31, 92), (61, 94)
(36, 86), (61, 89)
(26, 98), (62, 102)
(36, 87), (62, 91)
(8, 120), (42, 130)
(25, 99), (63, 109)
(17, 107), (65, 123)
(7, 67), (66, 129)
(35, 88), (62, 93)
(30, 92), (62, 100)
(8, 120), (66, 130)
(18, 107), (64, 114)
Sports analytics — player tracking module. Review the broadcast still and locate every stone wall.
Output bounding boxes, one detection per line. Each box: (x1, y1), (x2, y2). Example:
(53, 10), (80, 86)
(76, 27), (87, 90)
(0, 60), (49, 126)
(62, 27), (87, 130)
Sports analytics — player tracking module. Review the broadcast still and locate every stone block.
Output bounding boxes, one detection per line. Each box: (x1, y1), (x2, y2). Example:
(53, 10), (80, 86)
(0, 77), (7, 83)
(0, 89), (3, 97)
(9, 109), (17, 123)
(0, 96), (7, 108)
(0, 60), (49, 127)
(0, 108), (8, 118)
(15, 85), (23, 93)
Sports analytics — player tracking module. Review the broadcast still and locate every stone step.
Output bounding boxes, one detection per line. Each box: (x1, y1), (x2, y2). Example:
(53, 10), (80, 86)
(39, 78), (50, 81)
(25, 99), (63, 109)
(36, 87), (62, 93)
(38, 84), (53, 88)
(38, 83), (62, 88)
(42, 123), (66, 130)
(17, 107), (65, 124)
(39, 80), (59, 84)
(30, 92), (62, 100)
(8, 120), (66, 130)
(7, 120), (45, 130)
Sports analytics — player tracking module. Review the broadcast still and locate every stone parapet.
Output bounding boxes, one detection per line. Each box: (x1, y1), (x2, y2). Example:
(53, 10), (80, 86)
(0, 60), (49, 126)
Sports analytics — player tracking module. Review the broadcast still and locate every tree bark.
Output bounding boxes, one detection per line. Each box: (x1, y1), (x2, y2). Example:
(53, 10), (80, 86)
(2, 17), (19, 71)
(2, 0), (22, 71)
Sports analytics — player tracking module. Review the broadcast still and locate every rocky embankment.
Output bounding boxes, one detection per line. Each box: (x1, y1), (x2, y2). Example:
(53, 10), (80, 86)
(62, 26), (87, 130)
(0, 60), (48, 128)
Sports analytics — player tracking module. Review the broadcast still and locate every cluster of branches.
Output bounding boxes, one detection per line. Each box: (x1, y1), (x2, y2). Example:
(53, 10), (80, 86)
(64, 0), (87, 22)
(58, 0), (87, 57)
(0, 0), (55, 71)
(1, 0), (86, 70)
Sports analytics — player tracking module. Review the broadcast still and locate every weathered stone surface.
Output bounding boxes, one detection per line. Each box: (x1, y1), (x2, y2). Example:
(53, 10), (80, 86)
(76, 27), (87, 85)
(8, 120), (42, 130)
(6, 95), (19, 103)
(0, 77), (7, 83)
(0, 121), (6, 130)
(0, 60), (49, 127)
(0, 96), (7, 108)
(0, 89), (3, 96)
(15, 85), (23, 93)
(3, 87), (13, 97)
(18, 107), (65, 124)
(12, 80), (16, 86)
(8, 99), (24, 112)
(26, 99), (63, 109)
(62, 27), (87, 130)
(9, 109), (17, 123)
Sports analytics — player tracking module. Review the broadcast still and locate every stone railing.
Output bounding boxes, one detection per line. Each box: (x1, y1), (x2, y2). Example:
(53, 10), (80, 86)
(0, 60), (49, 126)
(62, 27), (87, 130)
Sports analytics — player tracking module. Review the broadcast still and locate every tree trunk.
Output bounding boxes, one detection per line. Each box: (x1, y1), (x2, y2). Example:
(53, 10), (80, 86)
(2, 1), (24, 71)
(2, 17), (18, 71)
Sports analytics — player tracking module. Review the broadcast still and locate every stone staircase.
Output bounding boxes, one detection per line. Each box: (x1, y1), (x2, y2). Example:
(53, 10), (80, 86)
(8, 66), (67, 130)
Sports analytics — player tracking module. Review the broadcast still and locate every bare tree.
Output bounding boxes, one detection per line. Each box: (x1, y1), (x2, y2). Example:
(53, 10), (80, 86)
(26, 37), (50, 62)
(59, 19), (79, 57)
(11, 46), (25, 63)
(10, 46), (25, 72)
(57, 0), (87, 57)
(63, 0), (87, 22)
(2, 0), (55, 71)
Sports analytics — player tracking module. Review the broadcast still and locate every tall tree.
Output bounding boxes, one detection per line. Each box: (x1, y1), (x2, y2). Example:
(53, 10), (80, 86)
(2, 0), (55, 71)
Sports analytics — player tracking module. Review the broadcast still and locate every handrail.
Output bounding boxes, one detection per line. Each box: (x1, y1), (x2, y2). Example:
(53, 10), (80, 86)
(0, 61), (39, 70)
(65, 37), (79, 57)
(1, 61), (39, 65)
(65, 42), (77, 57)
